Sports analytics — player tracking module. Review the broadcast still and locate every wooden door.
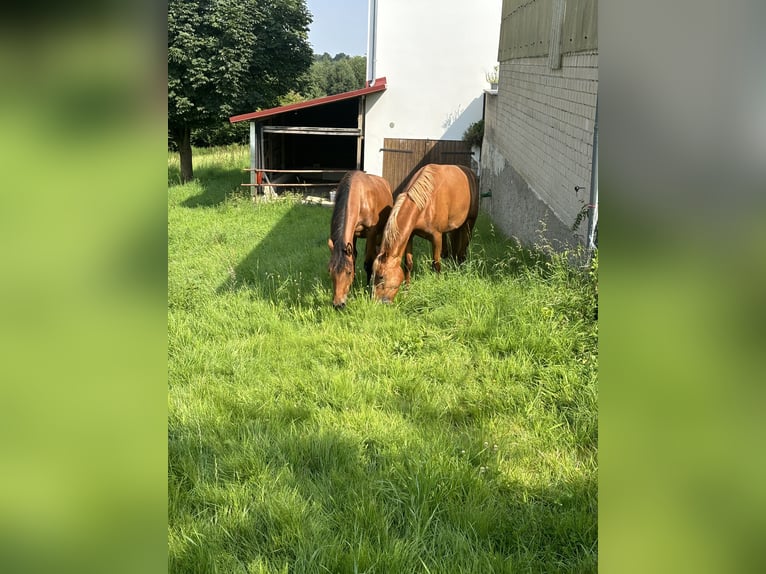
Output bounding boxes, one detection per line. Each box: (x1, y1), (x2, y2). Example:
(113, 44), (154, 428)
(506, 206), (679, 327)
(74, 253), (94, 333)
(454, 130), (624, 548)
(381, 138), (473, 196)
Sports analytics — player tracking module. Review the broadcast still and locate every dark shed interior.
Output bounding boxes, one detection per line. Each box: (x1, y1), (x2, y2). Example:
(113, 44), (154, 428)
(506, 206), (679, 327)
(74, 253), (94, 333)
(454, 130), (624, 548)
(262, 98), (362, 181)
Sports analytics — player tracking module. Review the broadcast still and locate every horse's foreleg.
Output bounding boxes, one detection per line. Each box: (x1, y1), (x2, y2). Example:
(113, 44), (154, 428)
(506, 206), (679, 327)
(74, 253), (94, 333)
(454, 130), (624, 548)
(431, 232), (443, 273)
(363, 231), (377, 284)
(404, 236), (414, 284)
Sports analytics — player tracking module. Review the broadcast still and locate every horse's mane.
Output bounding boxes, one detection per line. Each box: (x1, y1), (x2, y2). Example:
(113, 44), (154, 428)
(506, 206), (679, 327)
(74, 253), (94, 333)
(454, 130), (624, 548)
(329, 172), (354, 274)
(383, 165), (436, 247)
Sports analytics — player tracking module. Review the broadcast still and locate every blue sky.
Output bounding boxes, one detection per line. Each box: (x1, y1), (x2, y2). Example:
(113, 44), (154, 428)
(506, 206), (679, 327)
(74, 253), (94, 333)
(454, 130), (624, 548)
(305, 0), (368, 56)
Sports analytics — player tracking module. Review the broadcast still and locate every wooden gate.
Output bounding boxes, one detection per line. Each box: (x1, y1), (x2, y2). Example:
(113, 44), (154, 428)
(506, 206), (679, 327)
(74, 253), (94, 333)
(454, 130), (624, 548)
(381, 138), (473, 196)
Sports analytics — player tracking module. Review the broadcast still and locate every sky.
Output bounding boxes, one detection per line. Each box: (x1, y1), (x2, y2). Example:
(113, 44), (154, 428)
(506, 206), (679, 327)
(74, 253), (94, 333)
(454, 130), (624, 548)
(305, 0), (369, 57)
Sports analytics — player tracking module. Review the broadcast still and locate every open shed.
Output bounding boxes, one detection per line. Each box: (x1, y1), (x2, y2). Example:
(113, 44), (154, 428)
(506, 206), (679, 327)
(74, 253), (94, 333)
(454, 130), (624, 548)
(229, 78), (387, 198)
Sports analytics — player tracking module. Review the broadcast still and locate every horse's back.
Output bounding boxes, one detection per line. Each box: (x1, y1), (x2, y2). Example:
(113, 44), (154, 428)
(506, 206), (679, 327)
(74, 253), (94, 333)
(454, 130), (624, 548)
(426, 164), (478, 224)
(348, 171), (393, 230)
(420, 163), (477, 197)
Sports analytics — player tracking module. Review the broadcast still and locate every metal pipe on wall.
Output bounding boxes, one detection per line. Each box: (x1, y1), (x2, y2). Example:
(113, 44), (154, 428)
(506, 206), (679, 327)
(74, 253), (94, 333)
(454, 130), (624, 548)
(366, 0), (378, 85)
(586, 98), (598, 251)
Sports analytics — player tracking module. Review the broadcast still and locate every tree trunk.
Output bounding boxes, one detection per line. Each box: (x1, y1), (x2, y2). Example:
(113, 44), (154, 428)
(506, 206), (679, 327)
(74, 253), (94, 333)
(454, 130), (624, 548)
(176, 126), (193, 183)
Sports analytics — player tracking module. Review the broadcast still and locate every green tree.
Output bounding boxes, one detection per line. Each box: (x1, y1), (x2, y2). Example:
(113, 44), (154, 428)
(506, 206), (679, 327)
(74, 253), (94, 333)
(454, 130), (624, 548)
(325, 59), (358, 95)
(168, 0), (312, 182)
(303, 56), (331, 99)
(297, 53), (366, 99)
(349, 55), (367, 87)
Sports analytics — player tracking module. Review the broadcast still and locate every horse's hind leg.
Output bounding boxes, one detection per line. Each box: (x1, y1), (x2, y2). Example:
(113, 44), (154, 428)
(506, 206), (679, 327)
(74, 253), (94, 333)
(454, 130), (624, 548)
(456, 217), (477, 263)
(441, 235), (450, 259)
(460, 217), (476, 263)
(451, 228), (465, 263)
(447, 230), (461, 261)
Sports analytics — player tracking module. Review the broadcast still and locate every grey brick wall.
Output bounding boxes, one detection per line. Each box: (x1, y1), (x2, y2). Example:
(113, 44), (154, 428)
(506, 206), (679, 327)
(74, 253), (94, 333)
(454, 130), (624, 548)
(480, 51), (598, 250)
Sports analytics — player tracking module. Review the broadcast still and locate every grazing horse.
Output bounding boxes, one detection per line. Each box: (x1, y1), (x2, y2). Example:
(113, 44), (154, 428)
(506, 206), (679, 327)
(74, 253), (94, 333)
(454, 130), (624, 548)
(371, 163), (479, 303)
(327, 171), (393, 309)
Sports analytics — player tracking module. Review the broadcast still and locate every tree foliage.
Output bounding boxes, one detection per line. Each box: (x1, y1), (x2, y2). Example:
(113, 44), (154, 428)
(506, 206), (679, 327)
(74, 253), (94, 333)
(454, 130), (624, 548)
(168, 0), (313, 181)
(463, 119), (485, 148)
(302, 53), (367, 99)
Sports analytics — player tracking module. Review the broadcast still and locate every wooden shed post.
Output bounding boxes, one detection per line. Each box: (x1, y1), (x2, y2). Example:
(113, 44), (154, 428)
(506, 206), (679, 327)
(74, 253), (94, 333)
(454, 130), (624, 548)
(548, 0), (566, 70)
(356, 97), (364, 170)
(249, 121), (257, 200)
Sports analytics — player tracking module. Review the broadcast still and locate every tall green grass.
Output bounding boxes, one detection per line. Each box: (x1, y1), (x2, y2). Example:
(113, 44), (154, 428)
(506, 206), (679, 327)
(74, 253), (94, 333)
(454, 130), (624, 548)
(169, 147), (598, 573)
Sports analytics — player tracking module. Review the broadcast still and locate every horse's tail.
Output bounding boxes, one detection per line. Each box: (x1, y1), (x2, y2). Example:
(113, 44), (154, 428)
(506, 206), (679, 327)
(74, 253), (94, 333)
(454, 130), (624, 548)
(329, 171), (357, 273)
(456, 165), (480, 261)
(458, 164), (480, 219)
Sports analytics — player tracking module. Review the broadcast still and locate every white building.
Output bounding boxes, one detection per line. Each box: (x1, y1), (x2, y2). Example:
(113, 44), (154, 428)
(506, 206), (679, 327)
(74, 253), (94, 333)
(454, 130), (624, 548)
(230, 0), (503, 197)
(362, 0), (503, 183)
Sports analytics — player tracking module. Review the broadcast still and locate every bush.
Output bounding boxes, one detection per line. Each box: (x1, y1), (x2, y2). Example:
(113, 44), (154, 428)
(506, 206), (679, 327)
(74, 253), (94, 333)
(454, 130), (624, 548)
(191, 121), (249, 147)
(463, 119), (484, 148)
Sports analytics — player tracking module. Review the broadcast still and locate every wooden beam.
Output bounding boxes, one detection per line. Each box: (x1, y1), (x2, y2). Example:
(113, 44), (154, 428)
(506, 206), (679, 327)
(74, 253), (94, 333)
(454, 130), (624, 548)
(242, 168), (350, 173)
(241, 183), (339, 188)
(262, 126), (361, 136)
(548, 0), (566, 70)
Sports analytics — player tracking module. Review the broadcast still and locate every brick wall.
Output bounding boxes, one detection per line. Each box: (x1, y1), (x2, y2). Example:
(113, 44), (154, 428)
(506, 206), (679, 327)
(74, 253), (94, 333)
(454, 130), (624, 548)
(480, 51), (598, 249)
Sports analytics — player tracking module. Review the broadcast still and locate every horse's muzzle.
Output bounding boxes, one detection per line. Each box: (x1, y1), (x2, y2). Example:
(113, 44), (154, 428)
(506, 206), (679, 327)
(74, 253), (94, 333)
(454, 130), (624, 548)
(333, 301), (346, 310)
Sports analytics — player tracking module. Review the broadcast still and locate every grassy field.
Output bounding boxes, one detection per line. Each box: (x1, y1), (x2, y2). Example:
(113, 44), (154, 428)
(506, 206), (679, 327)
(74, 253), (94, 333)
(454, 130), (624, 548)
(168, 146), (598, 573)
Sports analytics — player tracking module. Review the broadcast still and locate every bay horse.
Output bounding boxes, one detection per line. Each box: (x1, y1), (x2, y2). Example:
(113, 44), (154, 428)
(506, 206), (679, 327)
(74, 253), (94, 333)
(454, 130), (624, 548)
(327, 171), (393, 309)
(371, 163), (479, 303)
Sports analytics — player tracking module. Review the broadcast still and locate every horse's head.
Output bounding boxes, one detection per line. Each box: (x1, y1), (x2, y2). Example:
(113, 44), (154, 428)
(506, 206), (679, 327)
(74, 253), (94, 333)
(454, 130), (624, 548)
(371, 252), (404, 304)
(328, 239), (355, 309)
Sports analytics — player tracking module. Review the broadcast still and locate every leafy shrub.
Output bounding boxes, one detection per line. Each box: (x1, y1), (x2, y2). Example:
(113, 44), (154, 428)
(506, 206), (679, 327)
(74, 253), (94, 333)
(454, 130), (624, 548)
(463, 119), (484, 148)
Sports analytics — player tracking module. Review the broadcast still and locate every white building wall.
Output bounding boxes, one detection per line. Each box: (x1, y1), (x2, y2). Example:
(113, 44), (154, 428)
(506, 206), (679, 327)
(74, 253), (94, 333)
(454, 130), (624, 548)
(363, 0), (502, 177)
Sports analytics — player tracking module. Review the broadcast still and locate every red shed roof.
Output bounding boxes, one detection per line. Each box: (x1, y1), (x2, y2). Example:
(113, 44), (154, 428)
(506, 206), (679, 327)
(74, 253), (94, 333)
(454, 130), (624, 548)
(229, 77), (387, 123)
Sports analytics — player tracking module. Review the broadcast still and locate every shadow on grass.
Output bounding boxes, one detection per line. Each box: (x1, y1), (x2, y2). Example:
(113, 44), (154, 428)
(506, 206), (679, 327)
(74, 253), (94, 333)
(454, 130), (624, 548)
(193, 162), (593, 316)
(168, 409), (598, 573)
(213, 201), (567, 312)
(216, 201), (337, 309)
(168, 162), (250, 208)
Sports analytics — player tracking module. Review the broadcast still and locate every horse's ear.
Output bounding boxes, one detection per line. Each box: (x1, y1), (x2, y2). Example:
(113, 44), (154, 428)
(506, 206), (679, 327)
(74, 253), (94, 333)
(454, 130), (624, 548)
(327, 238), (334, 252)
(344, 242), (353, 256)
